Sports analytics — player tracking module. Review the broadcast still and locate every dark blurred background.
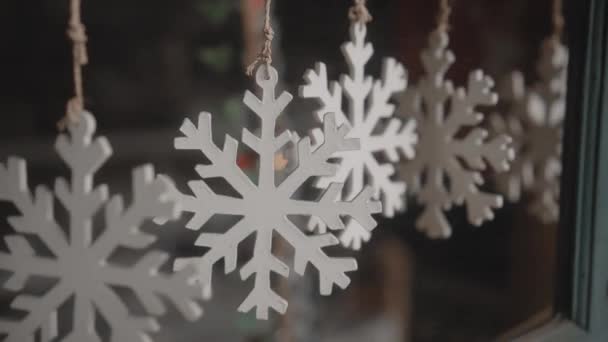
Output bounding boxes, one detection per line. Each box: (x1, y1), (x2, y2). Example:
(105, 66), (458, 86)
(0, 1), (561, 341)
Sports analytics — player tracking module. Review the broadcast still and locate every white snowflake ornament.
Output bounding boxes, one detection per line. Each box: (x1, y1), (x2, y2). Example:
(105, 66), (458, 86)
(301, 22), (417, 250)
(0, 113), (203, 342)
(171, 66), (381, 320)
(399, 30), (515, 239)
(490, 38), (567, 223)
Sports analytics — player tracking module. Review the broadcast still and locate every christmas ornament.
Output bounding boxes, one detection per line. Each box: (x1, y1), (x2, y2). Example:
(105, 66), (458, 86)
(399, 0), (515, 239)
(170, 0), (380, 320)
(0, 2), (203, 340)
(489, 3), (567, 223)
(172, 66), (379, 320)
(302, 0), (417, 250)
(0, 114), (203, 342)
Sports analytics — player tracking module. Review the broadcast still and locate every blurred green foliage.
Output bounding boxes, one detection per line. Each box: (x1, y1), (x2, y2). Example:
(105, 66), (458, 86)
(195, 0), (238, 26)
(198, 45), (234, 73)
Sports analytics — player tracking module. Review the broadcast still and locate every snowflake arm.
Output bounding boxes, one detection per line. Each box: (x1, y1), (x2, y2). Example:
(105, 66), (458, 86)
(0, 282), (72, 342)
(0, 158), (68, 257)
(364, 154), (405, 216)
(0, 236), (64, 290)
(445, 70), (497, 137)
(0, 238), (67, 342)
(341, 22), (374, 128)
(176, 180), (245, 230)
(452, 128), (513, 172)
(310, 150), (361, 194)
(54, 115), (112, 248)
(277, 114), (359, 197)
(90, 284), (160, 341)
(529, 183), (560, 223)
(176, 112), (255, 195)
(237, 223), (289, 319)
(91, 166), (178, 259)
(338, 221), (371, 251)
(171, 114), (251, 230)
(418, 31), (454, 108)
(301, 62), (348, 125)
(365, 118), (417, 160)
(174, 219), (256, 295)
(443, 157), (502, 226)
(361, 58), (407, 135)
(98, 252), (203, 319)
(287, 183), (380, 232)
(277, 218), (357, 295)
(415, 166), (453, 238)
(416, 203), (452, 239)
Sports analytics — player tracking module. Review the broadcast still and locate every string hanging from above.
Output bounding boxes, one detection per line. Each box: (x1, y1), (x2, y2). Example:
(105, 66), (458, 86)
(58, 0), (89, 130)
(436, 0), (451, 33)
(398, 0), (515, 238)
(302, 0), (418, 250)
(349, 0), (373, 24)
(246, 0), (274, 76)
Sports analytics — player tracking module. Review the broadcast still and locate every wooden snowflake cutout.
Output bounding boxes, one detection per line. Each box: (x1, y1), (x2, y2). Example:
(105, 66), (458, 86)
(301, 22), (417, 250)
(171, 66), (381, 320)
(490, 38), (567, 223)
(0, 113), (203, 342)
(399, 30), (515, 239)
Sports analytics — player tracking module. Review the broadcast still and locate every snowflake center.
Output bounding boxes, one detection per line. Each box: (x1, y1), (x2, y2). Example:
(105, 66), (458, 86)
(418, 120), (452, 164)
(244, 189), (288, 222)
(57, 250), (103, 289)
(527, 125), (561, 159)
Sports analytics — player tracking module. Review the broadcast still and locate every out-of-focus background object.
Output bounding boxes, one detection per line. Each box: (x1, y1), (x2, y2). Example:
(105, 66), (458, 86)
(0, 0), (564, 341)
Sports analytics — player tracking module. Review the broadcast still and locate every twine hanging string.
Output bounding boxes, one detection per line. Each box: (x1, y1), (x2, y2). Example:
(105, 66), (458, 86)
(349, 0), (373, 24)
(551, 0), (564, 42)
(246, 0), (274, 77)
(58, 0), (89, 130)
(436, 0), (452, 32)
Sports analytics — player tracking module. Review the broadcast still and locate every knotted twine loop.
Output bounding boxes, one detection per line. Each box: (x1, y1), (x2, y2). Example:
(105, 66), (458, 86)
(349, 0), (373, 24)
(58, 0), (89, 131)
(246, 0), (274, 77)
(551, 0), (564, 43)
(435, 0), (452, 33)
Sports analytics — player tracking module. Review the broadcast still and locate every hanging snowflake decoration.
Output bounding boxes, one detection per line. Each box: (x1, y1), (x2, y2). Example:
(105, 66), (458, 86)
(489, 38), (567, 223)
(398, 30), (515, 239)
(171, 66), (381, 320)
(0, 113), (203, 342)
(301, 22), (417, 250)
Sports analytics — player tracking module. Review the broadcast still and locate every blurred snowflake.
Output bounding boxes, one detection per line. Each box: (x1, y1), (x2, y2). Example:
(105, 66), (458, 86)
(0, 113), (203, 342)
(399, 30), (514, 239)
(490, 38), (567, 223)
(302, 22), (417, 250)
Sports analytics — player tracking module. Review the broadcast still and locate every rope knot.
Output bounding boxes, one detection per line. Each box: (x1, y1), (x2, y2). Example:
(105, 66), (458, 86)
(58, 0), (88, 131)
(259, 51), (272, 66)
(263, 26), (275, 42)
(246, 0), (274, 77)
(57, 97), (83, 130)
(552, 0), (564, 42)
(349, 0), (373, 24)
(436, 0), (451, 33)
(68, 22), (88, 64)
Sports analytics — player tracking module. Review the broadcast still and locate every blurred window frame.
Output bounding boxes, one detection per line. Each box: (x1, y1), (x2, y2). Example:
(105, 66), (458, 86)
(517, 0), (608, 340)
